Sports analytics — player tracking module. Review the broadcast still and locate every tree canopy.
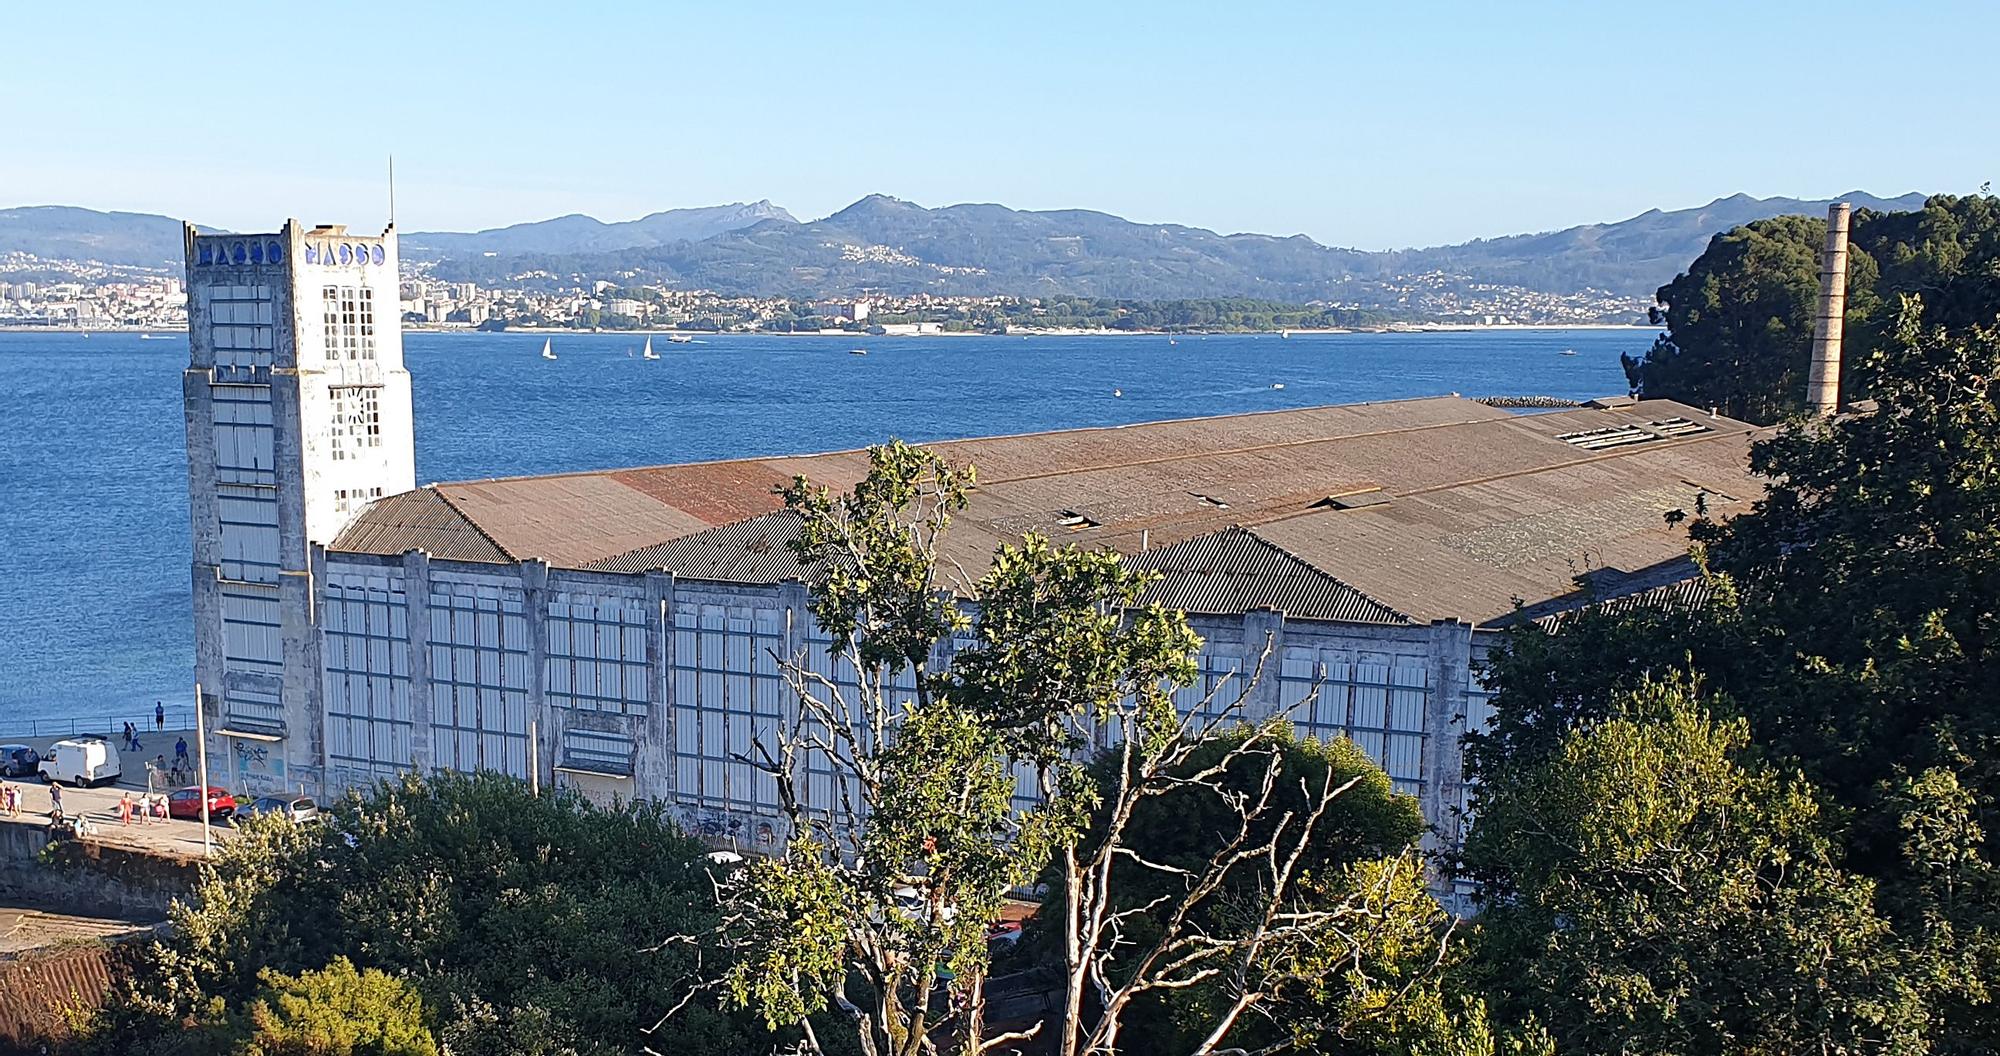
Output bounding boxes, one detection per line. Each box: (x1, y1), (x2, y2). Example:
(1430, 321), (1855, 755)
(72, 772), (766, 1056)
(1470, 289), (2000, 1054)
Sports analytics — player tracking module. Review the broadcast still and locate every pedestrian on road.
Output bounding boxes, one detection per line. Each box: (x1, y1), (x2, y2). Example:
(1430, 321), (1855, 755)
(152, 794), (168, 823)
(175, 736), (189, 767)
(155, 701), (165, 732)
(1, 781), (12, 818)
(48, 781), (62, 820)
(118, 793), (133, 826)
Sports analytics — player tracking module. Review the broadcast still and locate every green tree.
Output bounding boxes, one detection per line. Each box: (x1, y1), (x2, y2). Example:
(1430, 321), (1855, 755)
(680, 441), (1474, 1056)
(81, 772), (757, 1056)
(1073, 728), (1526, 1056)
(1465, 674), (1926, 1055)
(239, 958), (438, 1056)
(1471, 296), (2000, 1052)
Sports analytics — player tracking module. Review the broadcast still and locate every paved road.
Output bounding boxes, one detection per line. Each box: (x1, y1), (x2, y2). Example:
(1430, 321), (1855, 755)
(0, 726), (231, 857)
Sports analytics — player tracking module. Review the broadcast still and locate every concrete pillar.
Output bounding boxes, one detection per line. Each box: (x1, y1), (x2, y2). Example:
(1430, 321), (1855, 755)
(521, 560), (551, 790)
(639, 571), (675, 798)
(1241, 609), (1285, 719)
(401, 551), (433, 773)
(1808, 202), (1853, 417)
(1420, 620), (1474, 849)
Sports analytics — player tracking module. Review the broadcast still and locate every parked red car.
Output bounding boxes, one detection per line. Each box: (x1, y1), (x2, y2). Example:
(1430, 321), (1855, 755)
(167, 785), (237, 820)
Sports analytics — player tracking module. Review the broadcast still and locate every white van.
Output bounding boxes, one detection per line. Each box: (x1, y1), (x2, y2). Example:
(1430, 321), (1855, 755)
(38, 736), (122, 787)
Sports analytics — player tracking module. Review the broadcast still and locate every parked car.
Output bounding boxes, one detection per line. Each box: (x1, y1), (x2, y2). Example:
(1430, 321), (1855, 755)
(167, 785), (237, 820)
(38, 737), (120, 787)
(235, 794), (318, 824)
(0, 744), (40, 778)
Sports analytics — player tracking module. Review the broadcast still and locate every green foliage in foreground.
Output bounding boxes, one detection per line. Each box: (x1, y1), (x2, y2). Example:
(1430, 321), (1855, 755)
(68, 772), (765, 1056)
(239, 958), (438, 1056)
(1469, 298), (2000, 1054)
(1467, 675), (1922, 1054)
(1079, 727), (1503, 1056)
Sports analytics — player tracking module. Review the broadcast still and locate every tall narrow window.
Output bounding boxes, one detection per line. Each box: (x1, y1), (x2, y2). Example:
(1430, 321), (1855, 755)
(322, 286), (377, 360)
(208, 284), (274, 368)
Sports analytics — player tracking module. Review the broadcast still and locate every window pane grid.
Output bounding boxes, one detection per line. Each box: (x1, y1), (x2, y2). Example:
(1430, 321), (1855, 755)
(321, 285), (376, 360)
(673, 603), (787, 815)
(1280, 653), (1430, 795)
(546, 594), (650, 715)
(428, 582), (530, 777)
(323, 575), (412, 775)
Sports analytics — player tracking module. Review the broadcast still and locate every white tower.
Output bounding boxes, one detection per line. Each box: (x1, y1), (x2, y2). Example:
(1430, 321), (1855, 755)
(182, 222), (415, 795)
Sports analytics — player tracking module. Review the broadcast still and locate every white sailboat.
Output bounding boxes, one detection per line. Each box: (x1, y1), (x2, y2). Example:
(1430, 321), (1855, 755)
(642, 335), (659, 360)
(540, 338), (557, 361)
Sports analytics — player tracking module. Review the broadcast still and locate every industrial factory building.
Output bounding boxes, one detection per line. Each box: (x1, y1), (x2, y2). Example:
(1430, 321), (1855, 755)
(181, 220), (1768, 855)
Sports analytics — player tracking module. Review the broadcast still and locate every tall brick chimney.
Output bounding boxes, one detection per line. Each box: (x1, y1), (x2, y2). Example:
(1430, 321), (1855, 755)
(1807, 202), (1853, 417)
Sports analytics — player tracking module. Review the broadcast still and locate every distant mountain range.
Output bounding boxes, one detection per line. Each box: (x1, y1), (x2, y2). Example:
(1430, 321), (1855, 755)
(0, 191), (1930, 301)
(399, 201), (795, 259)
(0, 206), (214, 269)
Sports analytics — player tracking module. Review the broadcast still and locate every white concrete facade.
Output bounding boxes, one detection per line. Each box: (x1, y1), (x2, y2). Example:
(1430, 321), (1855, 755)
(183, 223), (415, 796)
(311, 550), (1493, 862)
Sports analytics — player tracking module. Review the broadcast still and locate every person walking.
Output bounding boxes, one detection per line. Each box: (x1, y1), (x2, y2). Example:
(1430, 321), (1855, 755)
(175, 736), (189, 769)
(118, 792), (133, 826)
(155, 701), (165, 733)
(1, 781), (12, 818)
(48, 781), (62, 821)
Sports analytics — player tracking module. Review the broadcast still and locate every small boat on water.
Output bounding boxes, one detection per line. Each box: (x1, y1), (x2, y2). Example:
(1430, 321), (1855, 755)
(667, 333), (693, 344)
(540, 339), (557, 361)
(1557, 348), (1578, 356)
(849, 348), (868, 356)
(1272, 383), (1286, 390)
(642, 336), (659, 360)
(1112, 388), (1123, 398)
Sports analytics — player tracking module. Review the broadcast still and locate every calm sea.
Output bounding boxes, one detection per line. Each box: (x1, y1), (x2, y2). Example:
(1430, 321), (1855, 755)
(0, 327), (1643, 727)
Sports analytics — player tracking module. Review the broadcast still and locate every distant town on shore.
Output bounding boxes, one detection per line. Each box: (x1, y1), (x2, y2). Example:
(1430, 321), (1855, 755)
(0, 189), (1928, 333)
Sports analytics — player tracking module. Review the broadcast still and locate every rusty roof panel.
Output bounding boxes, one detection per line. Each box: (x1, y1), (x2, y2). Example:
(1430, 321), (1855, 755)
(435, 475), (712, 567)
(1130, 527), (1411, 625)
(329, 488), (511, 564)
(590, 511), (813, 581)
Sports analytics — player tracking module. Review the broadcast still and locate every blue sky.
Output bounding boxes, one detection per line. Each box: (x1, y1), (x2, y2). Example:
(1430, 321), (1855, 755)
(3, 1), (1992, 249)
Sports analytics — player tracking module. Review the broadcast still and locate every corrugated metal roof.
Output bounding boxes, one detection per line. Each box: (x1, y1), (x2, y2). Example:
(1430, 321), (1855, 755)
(332, 396), (1767, 627)
(1129, 527), (1411, 625)
(589, 511), (814, 581)
(329, 488), (511, 564)
(1507, 565), (1719, 631)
